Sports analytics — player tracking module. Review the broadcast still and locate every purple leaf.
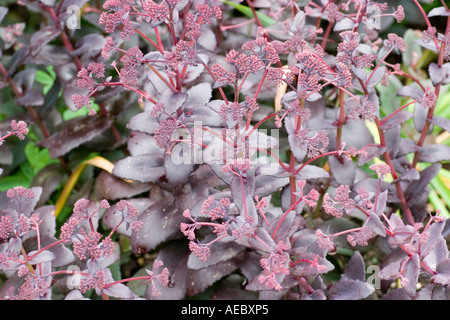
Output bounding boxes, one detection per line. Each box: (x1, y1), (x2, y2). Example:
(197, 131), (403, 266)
(148, 241), (190, 300)
(328, 155), (355, 186)
(429, 116), (450, 132)
(131, 199), (184, 254)
(23, 45), (71, 66)
(164, 152), (194, 185)
(197, 28), (217, 51)
(397, 138), (422, 157)
(102, 269), (135, 299)
(341, 251), (365, 282)
(367, 65), (386, 89)
(327, 279), (374, 300)
(364, 212), (386, 237)
(294, 164), (330, 181)
(112, 154), (165, 183)
(415, 284), (447, 300)
(29, 27), (61, 56)
(428, 6), (450, 17)
(38, 115), (113, 158)
(186, 260), (238, 296)
(333, 17), (358, 31)
(290, 252), (334, 277)
(103, 198), (155, 237)
(402, 255), (420, 297)
(357, 145), (387, 166)
(16, 88), (44, 107)
(429, 63), (450, 86)
(183, 82), (212, 106)
(94, 171), (151, 201)
(431, 259), (450, 286)
(187, 238), (244, 270)
(399, 168), (420, 181)
(419, 144), (450, 163)
(126, 111), (160, 135)
(0, 7), (8, 24)
(414, 102), (428, 133)
(420, 221), (445, 259)
(379, 111), (413, 130)
(158, 89), (188, 115)
(404, 164), (441, 206)
(396, 85), (423, 100)
(72, 34), (106, 56)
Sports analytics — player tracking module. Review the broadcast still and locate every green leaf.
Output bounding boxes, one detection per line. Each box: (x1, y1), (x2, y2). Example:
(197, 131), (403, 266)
(24, 141), (59, 175)
(62, 102), (100, 121)
(0, 174), (30, 192)
(220, 0), (276, 27)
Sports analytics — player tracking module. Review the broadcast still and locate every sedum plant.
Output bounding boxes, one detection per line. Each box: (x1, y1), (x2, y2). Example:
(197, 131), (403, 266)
(0, 0), (449, 300)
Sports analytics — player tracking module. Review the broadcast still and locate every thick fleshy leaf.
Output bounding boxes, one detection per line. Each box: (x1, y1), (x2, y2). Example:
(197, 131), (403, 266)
(187, 237), (245, 270)
(102, 269), (135, 299)
(403, 254), (420, 297)
(29, 27), (61, 56)
(431, 259), (450, 286)
(186, 260), (238, 296)
(341, 251), (365, 282)
(423, 235), (449, 269)
(334, 17), (358, 31)
(328, 155), (355, 186)
(197, 27), (217, 51)
(126, 111), (160, 135)
(30, 164), (65, 206)
(112, 154), (165, 183)
(158, 89), (188, 115)
(396, 85), (423, 100)
(267, 210), (301, 243)
(379, 111), (413, 130)
(144, 241), (190, 300)
(72, 34), (105, 56)
(399, 168), (420, 181)
(290, 252), (334, 277)
(419, 144), (450, 163)
(414, 102), (429, 133)
(428, 6), (450, 17)
(0, 186), (42, 217)
(420, 221), (446, 259)
(230, 174), (258, 220)
(294, 164), (330, 181)
(364, 212), (387, 237)
(415, 284), (447, 300)
(357, 145), (386, 166)
(327, 279), (374, 300)
(405, 163), (441, 206)
(39, 115), (114, 158)
(103, 198), (155, 237)
(0, 7), (7, 24)
(397, 138), (422, 157)
(131, 199), (184, 254)
(429, 116), (450, 132)
(94, 171), (151, 201)
(164, 152), (194, 186)
(23, 45), (71, 66)
(367, 65), (386, 89)
(429, 62), (450, 86)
